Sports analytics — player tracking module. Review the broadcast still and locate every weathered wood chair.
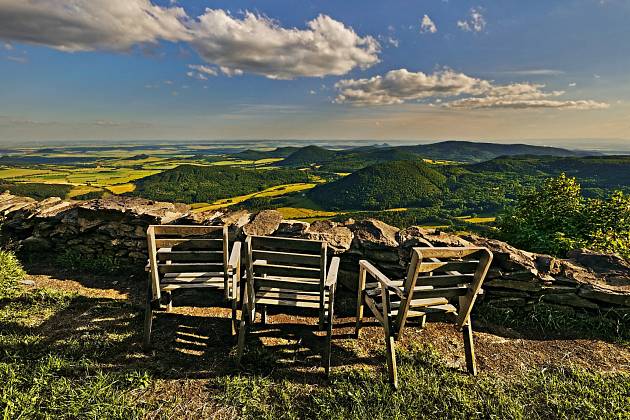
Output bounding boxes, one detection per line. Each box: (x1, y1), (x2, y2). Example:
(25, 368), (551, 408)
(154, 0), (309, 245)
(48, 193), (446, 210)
(236, 235), (340, 375)
(143, 225), (241, 350)
(355, 246), (493, 388)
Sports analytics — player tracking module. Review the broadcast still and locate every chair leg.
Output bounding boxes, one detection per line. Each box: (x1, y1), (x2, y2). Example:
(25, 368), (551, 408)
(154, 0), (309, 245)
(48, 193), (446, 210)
(462, 322), (477, 375)
(384, 334), (398, 389)
(260, 305), (267, 325)
(355, 268), (367, 338)
(164, 291), (173, 313)
(324, 295), (334, 377)
(143, 282), (153, 351)
(236, 306), (249, 366)
(231, 299), (238, 337)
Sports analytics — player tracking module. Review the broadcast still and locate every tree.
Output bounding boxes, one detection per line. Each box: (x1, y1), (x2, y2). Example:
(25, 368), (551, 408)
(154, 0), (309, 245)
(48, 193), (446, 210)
(498, 174), (630, 258)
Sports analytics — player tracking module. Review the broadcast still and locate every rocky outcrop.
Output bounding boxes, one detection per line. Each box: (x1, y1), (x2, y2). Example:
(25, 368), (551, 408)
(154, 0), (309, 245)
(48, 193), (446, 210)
(1, 191), (628, 315)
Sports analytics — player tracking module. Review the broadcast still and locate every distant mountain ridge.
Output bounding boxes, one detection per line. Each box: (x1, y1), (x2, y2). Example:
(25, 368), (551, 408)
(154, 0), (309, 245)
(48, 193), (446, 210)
(240, 141), (597, 171)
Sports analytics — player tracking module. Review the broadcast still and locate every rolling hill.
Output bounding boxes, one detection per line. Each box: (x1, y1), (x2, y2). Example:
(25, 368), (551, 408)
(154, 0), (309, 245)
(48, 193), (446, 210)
(235, 146), (300, 160)
(271, 141), (597, 171)
(132, 164), (309, 203)
(309, 160), (447, 210)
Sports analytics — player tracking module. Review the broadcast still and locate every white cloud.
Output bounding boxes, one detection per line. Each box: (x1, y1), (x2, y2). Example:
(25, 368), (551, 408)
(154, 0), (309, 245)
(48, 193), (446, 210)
(3, 42), (12, 50)
(420, 14), (437, 34)
(187, 64), (217, 80)
(334, 69), (490, 105)
(0, 2), (380, 79)
(569, 82), (577, 87)
(0, 0), (191, 52)
(335, 68), (609, 110)
(190, 11), (379, 79)
(6, 55), (27, 63)
(457, 7), (486, 32)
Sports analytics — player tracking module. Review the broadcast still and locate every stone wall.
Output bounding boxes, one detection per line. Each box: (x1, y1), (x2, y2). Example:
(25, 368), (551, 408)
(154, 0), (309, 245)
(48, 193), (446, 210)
(1, 192), (628, 314)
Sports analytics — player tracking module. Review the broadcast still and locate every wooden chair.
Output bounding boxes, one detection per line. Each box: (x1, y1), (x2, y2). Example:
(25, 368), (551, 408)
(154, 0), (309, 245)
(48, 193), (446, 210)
(236, 235), (340, 375)
(143, 225), (241, 350)
(355, 246), (493, 388)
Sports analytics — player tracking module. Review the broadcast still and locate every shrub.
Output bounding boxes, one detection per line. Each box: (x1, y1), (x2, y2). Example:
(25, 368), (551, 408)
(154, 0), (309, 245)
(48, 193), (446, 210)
(497, 174), (630, 258)
(0, 249), (26, 298)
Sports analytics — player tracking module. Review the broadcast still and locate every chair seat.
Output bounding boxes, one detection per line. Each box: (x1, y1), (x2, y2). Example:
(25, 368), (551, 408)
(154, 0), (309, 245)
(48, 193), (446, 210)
(160, 272), (229, 292)
(255, 287), (327, 309)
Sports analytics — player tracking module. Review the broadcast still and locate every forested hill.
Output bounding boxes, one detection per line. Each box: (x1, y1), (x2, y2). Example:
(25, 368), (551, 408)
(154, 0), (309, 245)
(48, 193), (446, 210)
(468, 155), (630, 190)
(397, 141), (593, 162)
(132, 164), (309, 203)
(309, 160), (447, 210)
(235, 146), (299, 160)
(264, 141), (596, 171)
(279, 145), (338, 166)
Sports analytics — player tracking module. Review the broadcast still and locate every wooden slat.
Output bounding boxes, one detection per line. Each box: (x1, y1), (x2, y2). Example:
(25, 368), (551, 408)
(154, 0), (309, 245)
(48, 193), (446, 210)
(161, 283), (225, 291)
(252, 250), (321, 267)
(157, 249), (224, 262)
(153, 225), (223, 236)
(253, 262), (321, 279)
(251, 235), (323, 253)
(256, 290), (323, 302)
(415, 274), (474, 287)
(363, 295), (384, 324)
(414, 247), (482, 259)
(255, 276), (321, 292)
(256, 298), (320, 308)
(381, 297), (450, 310)
(158, 263), (224, 273)
(163, 271), (225, 279)
(161, 276), (224, 284)
(417, 261), (480, 273)
(411, 286), (469, 299)
(155, 238), (224, 250)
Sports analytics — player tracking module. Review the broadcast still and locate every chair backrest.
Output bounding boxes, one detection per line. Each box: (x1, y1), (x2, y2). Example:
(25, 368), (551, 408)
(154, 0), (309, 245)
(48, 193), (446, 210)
(395, 246), (493, 334)
(147, 225), (229, 300)
(245, 235), (327, 294)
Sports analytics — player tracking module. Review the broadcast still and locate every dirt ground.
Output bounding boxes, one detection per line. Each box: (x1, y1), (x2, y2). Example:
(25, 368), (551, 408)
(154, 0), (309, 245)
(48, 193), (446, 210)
(24, 265), (630, 381)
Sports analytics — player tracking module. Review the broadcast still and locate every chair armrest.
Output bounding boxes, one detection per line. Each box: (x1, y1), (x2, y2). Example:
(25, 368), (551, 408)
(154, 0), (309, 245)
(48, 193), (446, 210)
(325, 257), (340, 288)
(359, 260), (404, 299)
(228, 241), (241, 271)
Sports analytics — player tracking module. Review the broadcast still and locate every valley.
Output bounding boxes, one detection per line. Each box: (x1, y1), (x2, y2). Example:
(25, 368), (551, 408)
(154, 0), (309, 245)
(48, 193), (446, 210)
(0, 141), (628, 229)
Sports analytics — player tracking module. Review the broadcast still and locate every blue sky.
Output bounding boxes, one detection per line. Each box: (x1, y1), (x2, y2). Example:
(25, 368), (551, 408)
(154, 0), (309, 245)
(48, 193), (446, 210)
(0, 0), (629, 149)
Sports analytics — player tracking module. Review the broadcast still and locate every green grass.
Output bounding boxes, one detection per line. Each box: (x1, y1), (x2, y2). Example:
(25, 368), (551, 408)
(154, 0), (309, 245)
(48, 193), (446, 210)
(476, 301), (630, 344)
(1, 248), (628, 419)
(215, 344), (630, 419)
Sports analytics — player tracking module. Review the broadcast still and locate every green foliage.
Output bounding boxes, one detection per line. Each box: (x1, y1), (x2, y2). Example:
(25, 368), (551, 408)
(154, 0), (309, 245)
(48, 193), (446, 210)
(55, 250), (123, 274)
(498, 174), (630, 257)
(310, 160), (446, 210)
(132, 164), (309, 203)
(0, 181), (73, 200)
(0, 250), (25, 296)
(279, 145), (338, 167)
(476, 301), (630, 343)
(0, 249), (26, 299)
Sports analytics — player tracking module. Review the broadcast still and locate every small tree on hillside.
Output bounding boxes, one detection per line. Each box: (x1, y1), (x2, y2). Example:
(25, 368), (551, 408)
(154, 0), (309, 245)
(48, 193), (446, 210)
(498, 173), (630, 258)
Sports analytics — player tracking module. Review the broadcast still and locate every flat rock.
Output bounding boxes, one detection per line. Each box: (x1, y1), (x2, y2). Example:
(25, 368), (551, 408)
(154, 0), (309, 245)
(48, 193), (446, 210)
(276, 220), (310, 236)
(567, 248), (630, 275)
(542, 293), (599, 309)
(20, 235), (52, 252)
(306, 221), (353, 252)
(243, 210), (283, 236)
(578, 284), (630, 306)
(350, 219), (399, 249)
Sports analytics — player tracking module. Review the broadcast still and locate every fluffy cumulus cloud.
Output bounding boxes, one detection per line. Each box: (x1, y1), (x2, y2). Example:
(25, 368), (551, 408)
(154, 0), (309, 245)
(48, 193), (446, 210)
(0, 1), (379, 79)
(457, 7), (486, 33)
(334, 69), (491, 105)
(335, 69), (609, 110)
(190, 11), (379, 79)
(0, 0), (191, 51)
(420, 15), (437, 34)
